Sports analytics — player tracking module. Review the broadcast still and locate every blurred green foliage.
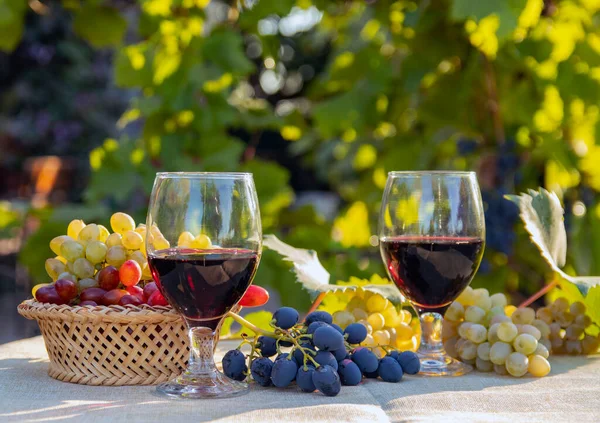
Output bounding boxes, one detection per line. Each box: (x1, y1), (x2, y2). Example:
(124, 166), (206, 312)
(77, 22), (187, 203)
(5, 0), (600, 308)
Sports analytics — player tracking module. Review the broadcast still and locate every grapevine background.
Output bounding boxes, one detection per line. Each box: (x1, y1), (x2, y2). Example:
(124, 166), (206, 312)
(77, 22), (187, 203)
(2, 0), (600, 324)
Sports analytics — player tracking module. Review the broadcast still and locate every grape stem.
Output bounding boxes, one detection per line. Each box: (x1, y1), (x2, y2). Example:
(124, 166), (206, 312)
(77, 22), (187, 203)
(226, 311), (278, 337)
(519, 279), (559, 308)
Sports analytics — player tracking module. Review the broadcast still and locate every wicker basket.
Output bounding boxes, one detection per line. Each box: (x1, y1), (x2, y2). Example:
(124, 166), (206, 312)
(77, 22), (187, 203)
(18, 300), (189, 386)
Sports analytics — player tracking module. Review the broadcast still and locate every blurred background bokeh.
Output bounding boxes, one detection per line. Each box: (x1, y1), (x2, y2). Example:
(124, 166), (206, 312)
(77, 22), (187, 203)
(2, 0), (600, 343)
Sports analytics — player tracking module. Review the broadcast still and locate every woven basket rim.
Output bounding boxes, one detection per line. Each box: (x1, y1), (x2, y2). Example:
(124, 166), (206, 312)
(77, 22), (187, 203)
(18, 299), (182, 324)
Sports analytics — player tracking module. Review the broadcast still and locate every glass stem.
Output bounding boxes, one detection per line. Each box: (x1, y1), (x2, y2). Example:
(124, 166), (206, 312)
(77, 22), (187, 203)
(184, 326), (217, 376)
(418, 312), (445, 356)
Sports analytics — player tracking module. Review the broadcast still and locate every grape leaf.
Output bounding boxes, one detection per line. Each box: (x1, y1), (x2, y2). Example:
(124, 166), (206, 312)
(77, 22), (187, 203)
(506, 188), (600, 295)
(263, 235), (403, 303)
(73, 5), (127, 48)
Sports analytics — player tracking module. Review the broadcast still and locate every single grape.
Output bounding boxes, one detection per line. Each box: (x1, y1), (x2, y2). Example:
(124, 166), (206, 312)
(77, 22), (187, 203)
(85, 241), (107, 264)
(98, 225), (110, 242)
(106, 233), (123, 248)
(473, 289), (492, 311)
(367, 313), (385, 331)
(361, 334), (375, 347)
(395, 322), (414, 340)
(301, 311), (331, 328)
(513, 333), (538, 355)
(531, 319), (550, 338)
(122, 230), (144, 250)
(489, 342), (513, 365)
(337, 359), (362, 385)
(569, 301), (586, 316)
(497, 321), (518, 343)
(565, 324), (584, 341)
(101, 289), (129, 306)
(549, 322), (562, 336)
(110, 212), (136, 235)
(397, 351), (420, 375)
(77, 278), (97, 290)
(456, 286), (476, 306)
(67, 219), (86, 240)
(147, 290), (168, 306)
(490, 314), (511, 325)
(191, 234), (212, 249)
(331, 348), (348, 362)
(332, 310), (355, 328)
(475, 357), (493, 372)
(494, 363), (508, 375)
(518, 324), (541, 340)
(378, 356), (403, 383)
(465, 306), (486, 323)
(346, 296), (365, 311)
(55, 279), (78, 301)
(511, 307), (535, 325)
(457, 322), (472, 339)
(239, 285), (270, 307)
(444, 337), (459, 358)
(459, 340), (478, 360)
(534, 343), (550, 359)
(272, 307), (299, 329)
(50, 235), (73, 256)
(445, 301), (464, 321)
(330, 323), (344, 335)
(106, 245), (127, 267)
(307, 321), (329, 335)
(60, 240), (85, 262)
(466, 324), (487, 344)
(351, 347), (379, 373)
(366, 294), (389, 313)
(270, 358), (298, 388)
(78, 224), (100, 246)
(314, 351), (338, 370)
(528, 354), (551, 377)
(45, 258), (66, 281)
(119, 295), (143, 306)
(73, 258), (95, 279)
(119, 259), (142, 287)
(582, 334), (600, 354)
(536, 307), (554, 325)
(293, 342), (316, 366)
(505, 352), (528, 377)
(312, 365), (341, 397)
(126, 285), (145, 302)
(556, 311), (575, 328)
(177, 231), (195, 247)
(79, 300), (98, 306)
(80, 287), (108, 304)
(381, 307), (402, 328)
(539, 337), (552, 352)
(143, 282), (159, 301)
(575, 314), (592, 328)
(96, 265), (120, 291)
(352, 308), (369, 321)
(257, 336), (278, 357)
(128, 250), (147, 268)
(488, 305), (505, 318)
(251, 357), (274, 386)
(565, 340), (583, 355)
(223, 350), (248, 382)
(296, 365), (316, 392)
(477, 342), (491, 361)
(399, 309), (413, 324)
(490, 293), (508, 308)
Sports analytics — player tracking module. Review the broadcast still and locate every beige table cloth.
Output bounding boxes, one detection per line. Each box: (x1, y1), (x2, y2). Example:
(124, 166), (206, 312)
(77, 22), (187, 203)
(1, 336), (599, 423)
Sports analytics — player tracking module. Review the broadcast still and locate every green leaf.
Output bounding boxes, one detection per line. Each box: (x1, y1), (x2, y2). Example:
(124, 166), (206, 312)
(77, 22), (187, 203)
(0, 0), (26, 52)
(263, 235), (404, 303)
(202, 30), (255, 75)
(230, 310), (274, 337)
(584, 286), (600, 328)
(450, 0), (527, 40)
(115, 43), (154, 88)
(73, 5), (127, 48)
(507, 188), (600, 296)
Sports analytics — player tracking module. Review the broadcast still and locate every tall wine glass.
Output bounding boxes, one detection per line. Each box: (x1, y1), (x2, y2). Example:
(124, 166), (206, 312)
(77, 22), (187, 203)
(146, 172), (262, 398)
(379, 171), (485, 376)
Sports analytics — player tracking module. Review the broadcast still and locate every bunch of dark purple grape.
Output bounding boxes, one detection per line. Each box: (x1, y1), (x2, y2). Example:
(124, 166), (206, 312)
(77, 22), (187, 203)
(222, 307), (420, 396)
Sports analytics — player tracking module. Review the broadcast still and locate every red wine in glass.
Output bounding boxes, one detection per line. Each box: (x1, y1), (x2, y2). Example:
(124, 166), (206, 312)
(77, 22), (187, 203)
(380, 236), (484, 314)
(148, 248), (259, 330)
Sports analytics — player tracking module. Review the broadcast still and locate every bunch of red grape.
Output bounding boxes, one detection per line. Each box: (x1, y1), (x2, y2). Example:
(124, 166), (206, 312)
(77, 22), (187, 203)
(222, 308), (420, 397)
(33, 212), (168, 307)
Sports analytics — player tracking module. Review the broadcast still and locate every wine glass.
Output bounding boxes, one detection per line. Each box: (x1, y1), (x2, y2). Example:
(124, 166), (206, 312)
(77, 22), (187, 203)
(379, 171), (485, 376)
(146, 172), (262, 398)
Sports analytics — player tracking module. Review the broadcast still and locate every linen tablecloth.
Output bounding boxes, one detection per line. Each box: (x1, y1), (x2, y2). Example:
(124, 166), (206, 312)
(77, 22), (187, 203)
(1, 336), (599, 423)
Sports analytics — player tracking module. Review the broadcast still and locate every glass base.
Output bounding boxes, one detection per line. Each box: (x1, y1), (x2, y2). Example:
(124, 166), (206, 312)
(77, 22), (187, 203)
(417, 351), (473, 376)
(157, 371), (248, 399)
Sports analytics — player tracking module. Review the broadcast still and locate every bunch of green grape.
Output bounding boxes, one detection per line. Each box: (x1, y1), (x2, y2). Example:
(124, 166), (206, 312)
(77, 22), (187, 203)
(443, 287), (552, 377)
(319, 290), (421, 357)
(535, 298), (600, 355)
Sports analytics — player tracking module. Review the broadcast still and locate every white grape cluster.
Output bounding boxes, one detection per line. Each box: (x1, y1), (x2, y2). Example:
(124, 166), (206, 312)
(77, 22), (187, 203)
(44, 213), (158, 288)
(320, 290), (421, 357)
(443, 287), (551, 377)
(536, 297), (600, 355)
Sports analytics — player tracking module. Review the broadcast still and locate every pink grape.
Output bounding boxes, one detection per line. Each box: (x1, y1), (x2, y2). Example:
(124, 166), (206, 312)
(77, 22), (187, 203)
(239, 285), (269, 307)
(79, 300), (98, 306)
(55, 279), (78, 302)
(80, 287), (108, 304)
(119, 295), (143, 306)
(101, 289), (129, 306)
(35, 285), (66, 305)
(143, 282), (159, 301)
(126, 285), (144, 302)
(148, 290), (168, 306)
(119, 260), (142, 287)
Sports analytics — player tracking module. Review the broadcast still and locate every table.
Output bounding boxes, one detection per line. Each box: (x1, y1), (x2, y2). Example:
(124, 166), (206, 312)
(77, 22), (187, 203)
(1, 336), (599, 423)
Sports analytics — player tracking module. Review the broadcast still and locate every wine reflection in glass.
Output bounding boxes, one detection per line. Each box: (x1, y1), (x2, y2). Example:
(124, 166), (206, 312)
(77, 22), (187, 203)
(146, 172), (261, 398)
(379, 171), (485, 376)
